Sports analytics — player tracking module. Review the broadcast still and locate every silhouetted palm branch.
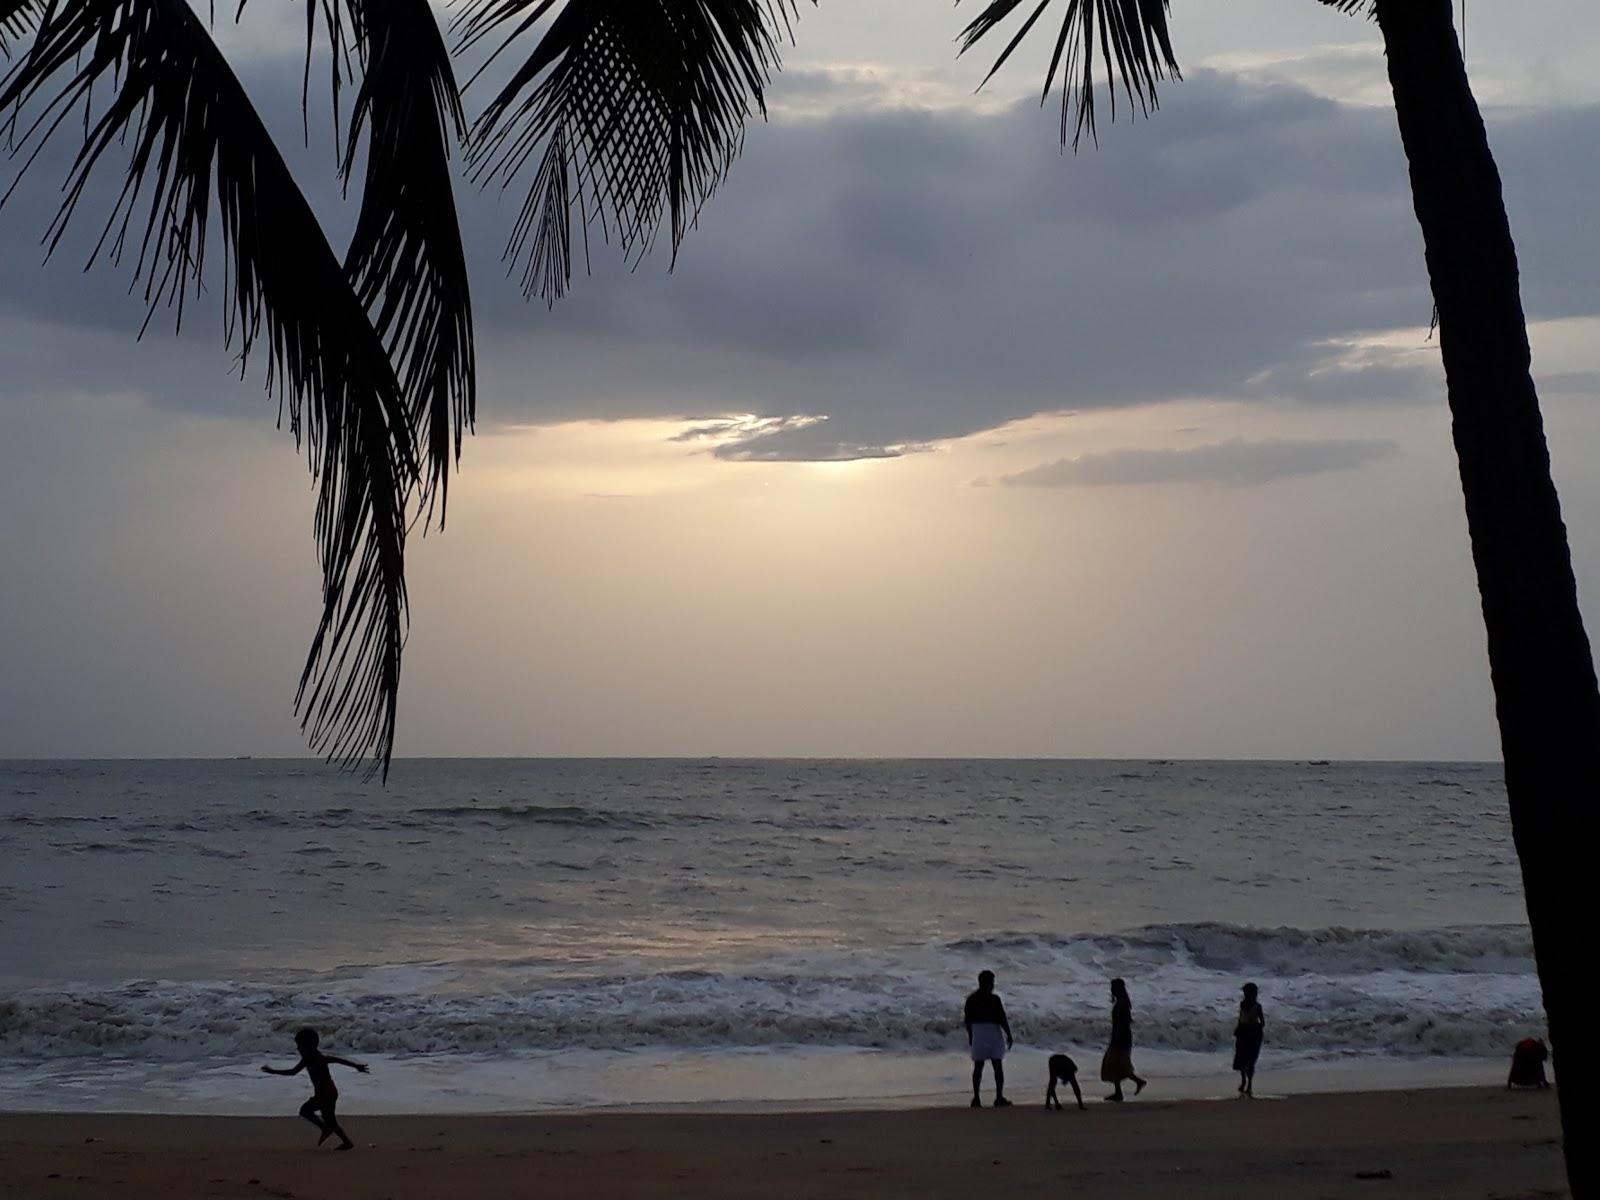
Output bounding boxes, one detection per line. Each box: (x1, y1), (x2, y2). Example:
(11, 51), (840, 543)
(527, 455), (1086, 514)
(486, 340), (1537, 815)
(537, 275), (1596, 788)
(459, 0), (802, 304)
(959, 0), (1180, 149)
(959, 0), (1377, 151)
(340, 0), (476, 525)
(0, 0), (41, 56)
(0, 0), (415, 776)
(224, 0), (476, 525)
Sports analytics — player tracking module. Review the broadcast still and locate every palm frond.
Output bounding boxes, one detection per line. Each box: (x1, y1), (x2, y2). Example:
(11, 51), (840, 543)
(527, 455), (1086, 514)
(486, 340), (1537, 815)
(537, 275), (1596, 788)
(341, 0), (475, 526)
(459, 0), (803, 304)
(0, 0), (43, 56)
(229, 0), (476, 525)
(958, 0), (1181, 149)
(0, 0), (416, 777)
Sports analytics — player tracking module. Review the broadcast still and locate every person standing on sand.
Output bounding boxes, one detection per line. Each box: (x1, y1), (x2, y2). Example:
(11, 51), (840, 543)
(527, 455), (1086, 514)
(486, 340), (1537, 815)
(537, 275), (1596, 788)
(1100, 978), (1147, 1102)
(1233, 982), (1265, 1097)
(964, 970), (1014, 1108)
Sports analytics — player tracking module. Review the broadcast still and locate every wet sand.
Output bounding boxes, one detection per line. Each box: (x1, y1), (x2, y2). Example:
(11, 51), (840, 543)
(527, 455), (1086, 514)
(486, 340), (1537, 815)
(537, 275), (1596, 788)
(0, 1086), (1565, 1199)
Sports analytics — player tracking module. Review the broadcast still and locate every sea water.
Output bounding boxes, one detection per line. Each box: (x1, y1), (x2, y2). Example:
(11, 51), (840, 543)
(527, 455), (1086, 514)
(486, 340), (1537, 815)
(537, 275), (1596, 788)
(0, 759), (1538, 1112)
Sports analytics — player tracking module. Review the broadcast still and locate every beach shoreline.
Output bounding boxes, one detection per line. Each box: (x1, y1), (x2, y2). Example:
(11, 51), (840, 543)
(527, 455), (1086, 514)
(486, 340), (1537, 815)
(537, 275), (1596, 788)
(0, 1048), (1516, 1117)
(0, 1086), (1565, 1199)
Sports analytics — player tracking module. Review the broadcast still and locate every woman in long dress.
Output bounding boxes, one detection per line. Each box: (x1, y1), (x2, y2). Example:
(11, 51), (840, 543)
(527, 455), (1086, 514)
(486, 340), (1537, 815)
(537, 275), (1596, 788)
(1233, 982), (1265, 1097)
(1099, 978), (1147, 1101)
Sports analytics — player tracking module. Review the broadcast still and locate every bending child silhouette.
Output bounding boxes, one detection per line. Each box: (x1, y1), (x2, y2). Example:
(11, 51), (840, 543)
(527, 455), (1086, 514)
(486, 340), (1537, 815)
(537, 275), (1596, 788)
(1045, 1053), (1085, 1110)
(262, 1027), (369, 1150)
(964, 970), (1014, 1108)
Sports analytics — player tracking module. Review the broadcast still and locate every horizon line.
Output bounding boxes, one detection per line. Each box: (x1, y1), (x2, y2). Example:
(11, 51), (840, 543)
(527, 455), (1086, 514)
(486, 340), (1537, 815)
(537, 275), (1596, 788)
(0, 753), (1504, 766)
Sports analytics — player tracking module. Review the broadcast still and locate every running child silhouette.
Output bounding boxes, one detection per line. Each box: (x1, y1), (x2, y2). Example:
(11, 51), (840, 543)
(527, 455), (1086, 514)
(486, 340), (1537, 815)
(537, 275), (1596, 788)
(261, 1028), (369, 1150)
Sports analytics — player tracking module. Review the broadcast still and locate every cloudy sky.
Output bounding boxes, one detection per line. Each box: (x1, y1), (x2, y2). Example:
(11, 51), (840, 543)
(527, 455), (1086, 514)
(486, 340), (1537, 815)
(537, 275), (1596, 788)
(2, 0), (1598, 761)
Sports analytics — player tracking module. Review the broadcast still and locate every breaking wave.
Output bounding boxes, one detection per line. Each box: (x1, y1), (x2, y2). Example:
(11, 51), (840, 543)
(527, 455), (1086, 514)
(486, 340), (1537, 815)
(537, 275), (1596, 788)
(0, 923), (1540, 1063)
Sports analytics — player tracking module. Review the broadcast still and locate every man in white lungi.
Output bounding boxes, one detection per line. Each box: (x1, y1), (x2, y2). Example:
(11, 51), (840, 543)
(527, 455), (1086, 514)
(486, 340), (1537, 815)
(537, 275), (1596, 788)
(964, 970), (1014, 1108)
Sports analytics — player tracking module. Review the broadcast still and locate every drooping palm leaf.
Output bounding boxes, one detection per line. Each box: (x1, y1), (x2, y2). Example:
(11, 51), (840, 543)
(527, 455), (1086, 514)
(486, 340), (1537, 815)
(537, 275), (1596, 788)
(958, 0), (1180, 149)
(341, 0), (476, 525)
(0, 0), (416, 776)
(235, 0), (476, 523)
(458, 0), (802, 304)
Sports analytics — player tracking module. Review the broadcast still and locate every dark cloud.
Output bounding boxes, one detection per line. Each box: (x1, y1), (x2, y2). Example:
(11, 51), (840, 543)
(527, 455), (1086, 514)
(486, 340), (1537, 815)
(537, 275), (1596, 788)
(464, 73), (1598, 457)
(1243, 359), (1440, 406)
(668, 413), (922, 461)
(712, 426), (919, 462)
(997, 437), (1401, 488)
(1, 50), (1596, 460)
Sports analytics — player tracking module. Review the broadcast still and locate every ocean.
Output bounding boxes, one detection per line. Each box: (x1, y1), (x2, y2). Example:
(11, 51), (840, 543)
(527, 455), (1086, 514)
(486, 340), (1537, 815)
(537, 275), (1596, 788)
(0, 759), (1541, 1113)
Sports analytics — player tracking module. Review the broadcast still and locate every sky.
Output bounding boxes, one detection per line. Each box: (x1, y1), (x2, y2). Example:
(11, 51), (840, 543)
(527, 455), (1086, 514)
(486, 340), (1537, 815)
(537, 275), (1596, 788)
(2, 0), (1598, 761)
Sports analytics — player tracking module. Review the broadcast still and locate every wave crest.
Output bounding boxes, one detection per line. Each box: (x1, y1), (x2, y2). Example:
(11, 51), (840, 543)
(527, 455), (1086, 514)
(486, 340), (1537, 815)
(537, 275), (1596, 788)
(0, 923), (1541, 1063)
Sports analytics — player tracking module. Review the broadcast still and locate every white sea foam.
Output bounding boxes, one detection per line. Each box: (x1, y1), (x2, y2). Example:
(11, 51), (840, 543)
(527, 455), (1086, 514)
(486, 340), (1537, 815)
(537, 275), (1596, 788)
(0, 923), (1539, 1062)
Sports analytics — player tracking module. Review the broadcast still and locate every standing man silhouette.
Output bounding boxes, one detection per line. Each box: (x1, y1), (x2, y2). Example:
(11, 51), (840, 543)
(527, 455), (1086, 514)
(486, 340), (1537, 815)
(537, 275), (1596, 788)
(964, 970), (1014, 1108)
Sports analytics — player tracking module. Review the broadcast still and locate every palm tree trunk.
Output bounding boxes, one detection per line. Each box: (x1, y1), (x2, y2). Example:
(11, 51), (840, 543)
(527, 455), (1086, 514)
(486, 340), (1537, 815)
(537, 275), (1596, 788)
(1375, 0), (1597, 1191)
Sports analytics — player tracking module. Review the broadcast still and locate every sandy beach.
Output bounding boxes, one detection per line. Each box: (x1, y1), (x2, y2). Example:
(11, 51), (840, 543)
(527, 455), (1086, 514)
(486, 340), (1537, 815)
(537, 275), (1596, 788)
(0, 1086), (1565, 1199)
